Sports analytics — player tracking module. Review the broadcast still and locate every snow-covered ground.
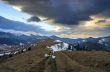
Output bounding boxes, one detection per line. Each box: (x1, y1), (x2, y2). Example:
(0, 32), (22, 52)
(54, 40), (62, 42)
(48, 40), (69, 51)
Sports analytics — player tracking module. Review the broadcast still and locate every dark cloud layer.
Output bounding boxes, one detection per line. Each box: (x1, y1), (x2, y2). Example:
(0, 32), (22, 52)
(27, 16), (41, 22)
(2, 0), (110, 25)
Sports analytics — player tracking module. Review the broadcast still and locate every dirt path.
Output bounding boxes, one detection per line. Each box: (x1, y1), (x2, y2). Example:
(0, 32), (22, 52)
(42, 57), (57, 72)
(49, 58), (57, 72)
(29, 56), (57, 72)
(28, 57), (49, 72)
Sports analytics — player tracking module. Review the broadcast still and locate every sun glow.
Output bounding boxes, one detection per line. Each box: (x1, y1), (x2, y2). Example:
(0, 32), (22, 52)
(54, 26), (62, 32)
(12, 6), (22, 12)
(84, 21), (99, 28)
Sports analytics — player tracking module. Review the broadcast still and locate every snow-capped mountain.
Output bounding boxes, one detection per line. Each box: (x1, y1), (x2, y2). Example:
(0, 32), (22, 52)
(0, 16), (48, 45)
(50, 36), (110, 51)
(0, 31), (47, 45)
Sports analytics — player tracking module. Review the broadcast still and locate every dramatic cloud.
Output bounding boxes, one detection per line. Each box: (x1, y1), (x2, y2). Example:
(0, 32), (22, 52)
(96, 20), (106, 24)
(27, 16), (41, 22)
(2, 0), (110, 25)
(57, 24), (110, 38)
(1, 0), (110, 38)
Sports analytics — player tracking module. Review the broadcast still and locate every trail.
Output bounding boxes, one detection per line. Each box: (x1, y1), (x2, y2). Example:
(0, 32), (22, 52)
(29, 56), (57, 72)
(43, 57), (57, 72)
(29, 57), (49, 72)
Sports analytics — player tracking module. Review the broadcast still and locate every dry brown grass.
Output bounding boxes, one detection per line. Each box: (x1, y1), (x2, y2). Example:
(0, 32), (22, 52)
(63, 51), (110, 72)
(0, 39), (110, 72)
(0, 39), (55, 72)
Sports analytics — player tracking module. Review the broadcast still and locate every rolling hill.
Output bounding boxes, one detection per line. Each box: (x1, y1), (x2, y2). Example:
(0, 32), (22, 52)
(0, 39), (110, 72)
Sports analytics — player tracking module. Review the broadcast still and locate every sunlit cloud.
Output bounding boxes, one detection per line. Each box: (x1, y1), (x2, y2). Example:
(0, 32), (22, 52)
(82, 15), (110, 30)
(12, 6), (22, 12)
(59, 34), (96, 39)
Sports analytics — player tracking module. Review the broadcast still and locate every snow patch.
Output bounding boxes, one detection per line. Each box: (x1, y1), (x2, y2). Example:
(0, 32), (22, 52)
(49, 42), (69, 51)
(55, 40), (62, 42)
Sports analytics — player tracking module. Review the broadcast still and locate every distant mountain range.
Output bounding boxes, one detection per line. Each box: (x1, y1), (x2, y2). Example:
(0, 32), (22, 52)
(50, 35), (110, 51)
(0, 16), (48, 45)
(0, 31), (110, 51)
(0, 31), (47, 45)
(0, 16), (110, 51)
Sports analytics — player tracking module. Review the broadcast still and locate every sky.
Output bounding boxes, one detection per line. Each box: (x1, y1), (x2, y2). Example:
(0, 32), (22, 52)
(0, 0), (110, 38)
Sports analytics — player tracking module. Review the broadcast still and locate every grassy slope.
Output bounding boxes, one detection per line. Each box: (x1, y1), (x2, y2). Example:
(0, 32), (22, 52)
(0, 39), (110, 72)
(0, 39), (55, 72)
(63, 51), (110, 72)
